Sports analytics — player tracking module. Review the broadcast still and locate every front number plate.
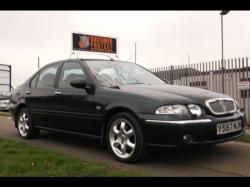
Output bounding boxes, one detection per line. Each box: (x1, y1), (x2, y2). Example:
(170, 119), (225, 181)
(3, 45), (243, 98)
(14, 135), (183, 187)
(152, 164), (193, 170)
(217, 120), (241, 135)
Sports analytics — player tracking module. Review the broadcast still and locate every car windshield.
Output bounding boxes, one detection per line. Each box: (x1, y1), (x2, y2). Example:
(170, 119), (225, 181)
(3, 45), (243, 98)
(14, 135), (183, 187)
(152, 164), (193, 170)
(85, 60), (166, 87)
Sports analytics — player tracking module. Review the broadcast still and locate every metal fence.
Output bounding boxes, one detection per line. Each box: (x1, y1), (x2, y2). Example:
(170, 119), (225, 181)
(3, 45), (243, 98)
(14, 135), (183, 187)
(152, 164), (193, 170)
(150, 57), (250, 125)
(0, 63), (12, 98)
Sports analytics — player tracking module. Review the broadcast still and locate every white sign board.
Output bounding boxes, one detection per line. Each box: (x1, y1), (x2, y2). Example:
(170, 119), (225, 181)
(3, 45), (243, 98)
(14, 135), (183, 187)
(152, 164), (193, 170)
(238, 80), (250, 90)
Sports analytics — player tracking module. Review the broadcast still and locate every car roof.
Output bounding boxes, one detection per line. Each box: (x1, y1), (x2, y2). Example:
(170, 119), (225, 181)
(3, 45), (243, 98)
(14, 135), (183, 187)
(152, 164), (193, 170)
(77, 58), (135, 64)
(34, 58), (136, 77)
(42, 59), (134, 65)
(79, 58), (113, 61)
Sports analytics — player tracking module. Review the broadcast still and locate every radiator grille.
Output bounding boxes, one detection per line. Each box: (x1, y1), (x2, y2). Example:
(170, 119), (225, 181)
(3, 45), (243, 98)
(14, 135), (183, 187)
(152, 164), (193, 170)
(205, 98), (236, 115)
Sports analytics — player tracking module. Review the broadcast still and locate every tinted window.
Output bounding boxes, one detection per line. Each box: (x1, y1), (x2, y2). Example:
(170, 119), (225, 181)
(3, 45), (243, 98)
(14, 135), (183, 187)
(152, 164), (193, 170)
(58, 62), (86, 88)
(37, 64), (59, 88)
(30, 73), (39, 88)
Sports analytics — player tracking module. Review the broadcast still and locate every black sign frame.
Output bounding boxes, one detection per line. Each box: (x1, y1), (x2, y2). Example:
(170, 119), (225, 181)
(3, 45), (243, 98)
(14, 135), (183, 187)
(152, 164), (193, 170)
(72, 33), (117, 54)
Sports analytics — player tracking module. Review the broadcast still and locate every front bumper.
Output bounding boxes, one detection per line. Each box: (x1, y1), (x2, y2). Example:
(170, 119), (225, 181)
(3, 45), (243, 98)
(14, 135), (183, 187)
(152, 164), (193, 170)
(139, 111), (245, 147)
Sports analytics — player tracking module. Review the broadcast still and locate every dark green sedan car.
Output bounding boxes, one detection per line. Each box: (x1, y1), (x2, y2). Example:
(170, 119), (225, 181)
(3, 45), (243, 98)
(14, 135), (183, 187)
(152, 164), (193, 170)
(9, 59), (245, 163)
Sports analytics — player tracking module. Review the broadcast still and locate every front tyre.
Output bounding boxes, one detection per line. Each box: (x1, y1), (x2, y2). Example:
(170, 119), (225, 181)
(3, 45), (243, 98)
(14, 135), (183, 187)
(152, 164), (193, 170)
(107, 112), (147, 163)
(17, 108), (40, 139)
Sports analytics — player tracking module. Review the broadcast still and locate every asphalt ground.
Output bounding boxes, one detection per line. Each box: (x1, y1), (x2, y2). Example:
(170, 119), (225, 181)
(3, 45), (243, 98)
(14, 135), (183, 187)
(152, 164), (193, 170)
(1, 115), (250, 176)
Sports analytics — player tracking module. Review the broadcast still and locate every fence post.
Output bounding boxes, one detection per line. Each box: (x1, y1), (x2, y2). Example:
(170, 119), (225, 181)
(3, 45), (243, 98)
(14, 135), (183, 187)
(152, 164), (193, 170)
(9, 65), (12, 91)
(247, 57), (249, 126)
(185, 64), (187, 86)
(242, 57), (246, 116)
(170, 65), (174, 85)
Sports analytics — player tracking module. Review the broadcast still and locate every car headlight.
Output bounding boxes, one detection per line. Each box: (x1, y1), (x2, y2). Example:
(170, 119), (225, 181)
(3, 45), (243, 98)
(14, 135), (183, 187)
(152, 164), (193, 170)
(155, 105), (189, 116)
(188, 104), (202, 117)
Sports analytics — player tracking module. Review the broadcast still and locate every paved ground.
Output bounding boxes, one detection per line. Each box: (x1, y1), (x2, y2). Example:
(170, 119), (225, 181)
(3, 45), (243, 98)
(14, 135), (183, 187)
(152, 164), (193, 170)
(1, 115), (250, 176)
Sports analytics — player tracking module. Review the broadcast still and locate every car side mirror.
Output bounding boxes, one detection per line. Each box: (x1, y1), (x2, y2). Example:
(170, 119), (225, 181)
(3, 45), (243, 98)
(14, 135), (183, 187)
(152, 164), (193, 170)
(70, 78), (94, 93)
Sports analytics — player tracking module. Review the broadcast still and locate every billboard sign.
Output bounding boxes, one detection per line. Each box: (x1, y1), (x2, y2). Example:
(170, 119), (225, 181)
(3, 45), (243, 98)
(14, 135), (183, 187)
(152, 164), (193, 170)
(72, 33), (117, 54)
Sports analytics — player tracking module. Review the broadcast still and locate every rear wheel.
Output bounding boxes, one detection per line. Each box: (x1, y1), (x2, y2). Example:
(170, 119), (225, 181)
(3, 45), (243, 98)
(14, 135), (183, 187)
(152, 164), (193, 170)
(106, 112), (147, 163)
(17, 108), (40, 139)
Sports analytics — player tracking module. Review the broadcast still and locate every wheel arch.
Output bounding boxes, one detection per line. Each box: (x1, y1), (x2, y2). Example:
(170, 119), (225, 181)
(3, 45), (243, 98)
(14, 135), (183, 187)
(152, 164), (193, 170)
(101, 106), (141, 146)
(14, 103), (28, 127)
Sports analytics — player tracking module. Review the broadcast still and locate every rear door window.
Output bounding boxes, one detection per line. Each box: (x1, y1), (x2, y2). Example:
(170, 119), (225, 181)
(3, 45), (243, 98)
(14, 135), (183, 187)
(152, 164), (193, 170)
(36, 64), (59, 88)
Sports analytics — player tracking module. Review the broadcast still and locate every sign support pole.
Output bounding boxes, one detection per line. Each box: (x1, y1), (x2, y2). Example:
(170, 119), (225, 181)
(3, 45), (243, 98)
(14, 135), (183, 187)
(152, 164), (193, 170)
(135, 43), (137, 64)
(38, 57), (40, 70)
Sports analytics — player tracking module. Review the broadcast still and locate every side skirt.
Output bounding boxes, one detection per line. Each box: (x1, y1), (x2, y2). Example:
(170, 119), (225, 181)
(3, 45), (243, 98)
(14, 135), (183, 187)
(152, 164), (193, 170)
(35, 125), (101, 141)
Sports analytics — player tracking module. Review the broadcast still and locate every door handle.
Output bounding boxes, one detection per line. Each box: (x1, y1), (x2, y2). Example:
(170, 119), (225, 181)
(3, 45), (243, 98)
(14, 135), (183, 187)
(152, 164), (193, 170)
(54, 91), (62, 95)
(26, 90), (32, 94)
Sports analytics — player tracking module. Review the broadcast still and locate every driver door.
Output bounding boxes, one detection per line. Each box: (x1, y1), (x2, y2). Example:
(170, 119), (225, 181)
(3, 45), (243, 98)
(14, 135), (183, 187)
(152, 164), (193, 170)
(50, 61), (101, 135)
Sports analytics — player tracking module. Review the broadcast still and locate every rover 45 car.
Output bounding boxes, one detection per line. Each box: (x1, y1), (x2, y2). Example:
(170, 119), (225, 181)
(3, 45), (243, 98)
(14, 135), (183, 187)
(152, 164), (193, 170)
(9, 59), (245, 163)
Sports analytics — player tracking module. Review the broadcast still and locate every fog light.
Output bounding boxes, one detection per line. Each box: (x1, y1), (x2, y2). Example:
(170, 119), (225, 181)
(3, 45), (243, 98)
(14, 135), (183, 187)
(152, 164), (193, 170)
(183, 134), (192, 143)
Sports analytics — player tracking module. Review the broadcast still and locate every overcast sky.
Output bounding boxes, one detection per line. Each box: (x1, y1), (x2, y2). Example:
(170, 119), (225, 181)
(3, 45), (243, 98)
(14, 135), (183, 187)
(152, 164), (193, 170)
(0, 11), (250, 87)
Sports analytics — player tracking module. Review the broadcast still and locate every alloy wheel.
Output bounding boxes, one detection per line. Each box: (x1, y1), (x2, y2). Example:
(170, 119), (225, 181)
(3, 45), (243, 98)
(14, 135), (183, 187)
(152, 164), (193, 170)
(18, 112), (29, 137)
(109, 118), (136, 159)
